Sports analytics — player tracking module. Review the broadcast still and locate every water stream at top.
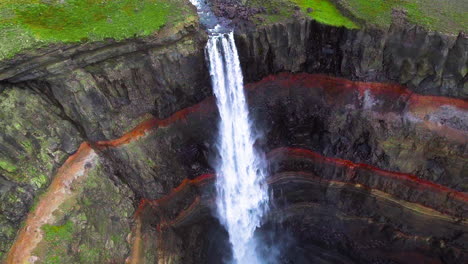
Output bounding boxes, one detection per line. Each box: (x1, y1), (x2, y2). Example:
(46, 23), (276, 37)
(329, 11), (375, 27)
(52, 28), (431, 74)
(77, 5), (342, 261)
(188, 1), (269, 263)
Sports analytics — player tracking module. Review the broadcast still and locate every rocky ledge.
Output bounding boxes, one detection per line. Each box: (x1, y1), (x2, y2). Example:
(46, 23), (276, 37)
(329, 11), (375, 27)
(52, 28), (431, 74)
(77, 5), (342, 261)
(236, 19), (467, 98)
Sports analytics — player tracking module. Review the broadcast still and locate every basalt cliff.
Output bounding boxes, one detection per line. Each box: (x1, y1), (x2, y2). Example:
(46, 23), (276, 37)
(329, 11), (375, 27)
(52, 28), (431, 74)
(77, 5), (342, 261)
(0, 1), (467, 263)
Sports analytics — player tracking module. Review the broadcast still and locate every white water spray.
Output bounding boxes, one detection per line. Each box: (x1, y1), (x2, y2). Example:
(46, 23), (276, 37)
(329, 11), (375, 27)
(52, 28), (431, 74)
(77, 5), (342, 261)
(207, 33), (269, 263)
(189, 1), (269, 263)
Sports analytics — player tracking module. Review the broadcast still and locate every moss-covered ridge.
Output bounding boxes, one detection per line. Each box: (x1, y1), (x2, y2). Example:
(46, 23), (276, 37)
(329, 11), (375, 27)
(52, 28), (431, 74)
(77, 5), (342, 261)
(243, 0), (356, 28)
(0, 85), (83, 259)
(245, 0), (466, 33)
(34, 161), (134, 264)
(4, 142), (134, 264)
(338, 0), (467, 34)
(0, 0), (195, 61)
(1, 0), (466, 62)
(292, 0), (358, 28)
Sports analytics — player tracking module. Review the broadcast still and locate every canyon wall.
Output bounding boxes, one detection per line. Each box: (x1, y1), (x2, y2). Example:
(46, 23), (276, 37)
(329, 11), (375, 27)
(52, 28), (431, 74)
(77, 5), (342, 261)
(0, 84), (82, 258)
(236, 19), (467, 98)
(0, 14), (212, 261)
(0, 12), (466, 264)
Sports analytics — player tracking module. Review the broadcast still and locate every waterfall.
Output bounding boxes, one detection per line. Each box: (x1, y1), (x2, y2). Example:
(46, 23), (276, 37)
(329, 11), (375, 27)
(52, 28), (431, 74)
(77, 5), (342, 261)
(189, 1), (269, 263)
(207, 33), (269, 263)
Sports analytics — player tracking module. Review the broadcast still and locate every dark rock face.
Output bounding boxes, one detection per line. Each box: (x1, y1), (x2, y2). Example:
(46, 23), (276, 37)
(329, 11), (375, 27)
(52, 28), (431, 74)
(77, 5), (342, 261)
(44, 37), (211, 141)
(0, 84), (82, 257)
(137, 156), (467, 263)
(29, 158), (135, 263)
(247, 73), (467, 191)
(262, 145), (467, 263)
(211, 0), (264, 27)
(0, 19), (212, 259)
(99, 100), (218, 200)
(123, 72), (467, 264)
(235, 19), (467, 98)
(0, 20), (211, 141)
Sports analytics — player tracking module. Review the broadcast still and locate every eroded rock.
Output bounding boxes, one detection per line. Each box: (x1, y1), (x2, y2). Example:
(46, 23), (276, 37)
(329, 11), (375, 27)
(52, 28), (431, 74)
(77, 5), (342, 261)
(0, 84), (82, 258)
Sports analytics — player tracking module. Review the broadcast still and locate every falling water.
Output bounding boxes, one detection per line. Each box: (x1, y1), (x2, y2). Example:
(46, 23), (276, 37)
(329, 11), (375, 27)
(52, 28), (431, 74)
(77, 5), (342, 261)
(207, 33), (269, 263)
(189, 1), (269, 263)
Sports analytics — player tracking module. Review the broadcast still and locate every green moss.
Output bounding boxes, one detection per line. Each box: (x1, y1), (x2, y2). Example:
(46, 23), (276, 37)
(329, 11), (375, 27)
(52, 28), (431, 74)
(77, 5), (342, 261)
(39, 221), (75, 264)
(246, 0), (357, 28)
(45, 255), (62, 264)
(84, 165), (100, 189)
(42, 220), (75, 245)
(339, 0), (467, 33)
(146, 158), (157, 167)
(20, 140), (33, 154)
(0, 0), (190, 60)
(0, 88), (76, 188)
(77, 213), (87, 222)
(78, 244), (100, 263)
(30, 174), (47, 189)
(29, 189), (45, 213)
(111, 234), (122, 244)
(0, 160), (17, 173)
(13, 122), (22, 130)
(1, 224), (15, 238)
(292, 0), (359, 28)
(82, 197), (93, 207)
(29, 159), (134, 263)
(246, 0), (465, 33)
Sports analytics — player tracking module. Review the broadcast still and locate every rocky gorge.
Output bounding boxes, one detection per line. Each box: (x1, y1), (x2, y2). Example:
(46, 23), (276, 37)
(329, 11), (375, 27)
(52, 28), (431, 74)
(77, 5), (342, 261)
(0, 0), (466, 263)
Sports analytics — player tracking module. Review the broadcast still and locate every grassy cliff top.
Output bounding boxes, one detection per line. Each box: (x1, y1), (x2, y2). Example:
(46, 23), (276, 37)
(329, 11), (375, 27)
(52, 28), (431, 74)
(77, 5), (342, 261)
(339, 0), (467, 34)
(246, 0), (467, 34)
(0, 0), (466, 61)
(0, 0), (195, 61)
(245, 0), (358, 28)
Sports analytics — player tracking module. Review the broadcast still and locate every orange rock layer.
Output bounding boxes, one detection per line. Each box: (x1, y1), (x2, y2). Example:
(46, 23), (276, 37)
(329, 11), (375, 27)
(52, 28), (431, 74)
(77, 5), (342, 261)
(139, 146), (467, 231)
(6, 73), (467, 263)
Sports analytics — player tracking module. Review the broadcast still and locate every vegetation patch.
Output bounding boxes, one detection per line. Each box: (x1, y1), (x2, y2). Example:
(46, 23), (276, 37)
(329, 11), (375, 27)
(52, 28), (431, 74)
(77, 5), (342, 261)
(0, 160), (17, 173)
(245, 0), (465, 33)
(29, 161), (134, 263)
(0, 0), (191, 60)
(337, 0), (467, 33)
(1, 0), (463, 61)
(291, 0), (358, 28)
(42, 221), (75, 246)
(246, 0), (357, 28)
(246, 0), (295, 24)
(78, 244), (100, 263)
(40, 220), (76, 264)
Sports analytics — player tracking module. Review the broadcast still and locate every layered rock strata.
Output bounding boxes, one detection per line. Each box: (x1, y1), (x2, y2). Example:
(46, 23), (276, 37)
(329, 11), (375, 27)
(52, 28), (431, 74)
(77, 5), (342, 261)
(119, 73), (467, 263)
(236, 19), (468, 98)
(0, 11), (466, 263)
(0, 17), (210, 141)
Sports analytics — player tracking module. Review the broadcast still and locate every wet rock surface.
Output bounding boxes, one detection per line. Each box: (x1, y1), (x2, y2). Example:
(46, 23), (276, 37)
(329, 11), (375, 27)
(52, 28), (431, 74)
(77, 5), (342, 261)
(98, 72), (468, 203)
(247, 73), (468, 191)
(117, 73), (467, 264)
(99, 104), (217, 200)
(136, 160), (467, 263)
(235, 19), (468, 99)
